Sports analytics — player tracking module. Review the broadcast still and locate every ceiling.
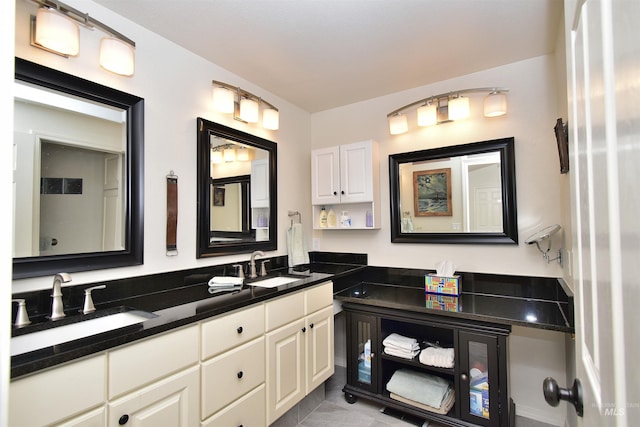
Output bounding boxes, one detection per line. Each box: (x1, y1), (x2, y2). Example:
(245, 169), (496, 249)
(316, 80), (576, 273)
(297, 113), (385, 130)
(94, 0), (563, 113)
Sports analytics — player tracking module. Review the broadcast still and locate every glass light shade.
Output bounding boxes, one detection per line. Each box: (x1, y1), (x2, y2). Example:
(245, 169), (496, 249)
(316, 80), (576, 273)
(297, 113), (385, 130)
(389, 114), (408, 135)
(211, 150), (223, 164)
(262, 108), (279, 130)
(417, 103), (437, 127)
(99, 37), (135, 76)
(448, 96), (470, 121)
(35, 8), (79, 56)
(223, 147), (236, 162)
(212, 87), (235, 113)
(237, 147), (250, 161)
(239, 98), (259, 123)
(484, 92), (508, 117)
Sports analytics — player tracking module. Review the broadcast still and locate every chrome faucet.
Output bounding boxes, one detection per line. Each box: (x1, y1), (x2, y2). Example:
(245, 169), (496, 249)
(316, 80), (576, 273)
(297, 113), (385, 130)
(51, 272), (71, 320)
(249, 251), (265, 278)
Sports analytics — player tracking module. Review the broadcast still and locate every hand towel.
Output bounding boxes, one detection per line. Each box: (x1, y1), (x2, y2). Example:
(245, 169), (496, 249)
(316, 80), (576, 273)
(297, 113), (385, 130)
(208, 276), (244, 287)
(419, 346), (455, 368)
(383, 346), (420, 359)
(382, 333), (419, 352)
(287, 223), (309, 267)
(386, 369), (452, 409)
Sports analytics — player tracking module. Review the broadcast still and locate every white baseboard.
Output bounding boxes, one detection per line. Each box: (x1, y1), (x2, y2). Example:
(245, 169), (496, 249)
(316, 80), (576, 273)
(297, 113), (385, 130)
(516, 403), (564, 426)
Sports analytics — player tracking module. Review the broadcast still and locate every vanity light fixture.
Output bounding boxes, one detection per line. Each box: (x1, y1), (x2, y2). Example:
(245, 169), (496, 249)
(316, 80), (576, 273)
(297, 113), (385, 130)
(30, 0), (136, 76)
(211, 142), (250, 164)
(211, 80), (279, 130)
(387, 87), (509, 135)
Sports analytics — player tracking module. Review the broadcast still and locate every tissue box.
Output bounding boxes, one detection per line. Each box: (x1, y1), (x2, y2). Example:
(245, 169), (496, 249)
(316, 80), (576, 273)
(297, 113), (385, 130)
(425, 274), (461, 296)
(425, 294), (460, 312)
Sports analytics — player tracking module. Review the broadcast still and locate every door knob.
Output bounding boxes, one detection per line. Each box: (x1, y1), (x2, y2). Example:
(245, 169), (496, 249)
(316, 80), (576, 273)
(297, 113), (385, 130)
(543, 377), (583, 417)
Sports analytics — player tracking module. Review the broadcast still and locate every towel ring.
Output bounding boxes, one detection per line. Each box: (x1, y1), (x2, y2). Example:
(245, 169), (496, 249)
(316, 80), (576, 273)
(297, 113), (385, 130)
(288, 210), (302, 227)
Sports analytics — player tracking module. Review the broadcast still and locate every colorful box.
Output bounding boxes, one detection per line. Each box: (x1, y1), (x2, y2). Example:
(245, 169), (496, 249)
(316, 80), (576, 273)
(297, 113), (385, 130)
(425, 274), (461, 296)
(425, 293), (460, 312)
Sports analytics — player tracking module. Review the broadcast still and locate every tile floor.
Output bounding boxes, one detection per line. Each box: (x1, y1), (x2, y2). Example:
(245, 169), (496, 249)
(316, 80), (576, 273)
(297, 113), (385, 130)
(293, 366), (557, 427)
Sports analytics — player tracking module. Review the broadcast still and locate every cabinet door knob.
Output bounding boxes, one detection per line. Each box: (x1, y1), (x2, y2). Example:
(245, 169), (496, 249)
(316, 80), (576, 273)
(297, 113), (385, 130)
(237, 371), (244, 379)
(460, 373), (468, 381)
(333, 191), (337, 196)
(543, 377), (583, 416)
(118, 414), (129, 425)
(301, 327), (306, 333)
(309, 323), (314, 329)
(341, 190), (345, 195)
(237, 326), (243, 334)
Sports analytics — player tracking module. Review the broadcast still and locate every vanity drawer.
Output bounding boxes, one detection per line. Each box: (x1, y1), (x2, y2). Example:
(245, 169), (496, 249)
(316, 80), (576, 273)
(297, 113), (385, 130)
(265, 290), (305, 331)
(201, 303), (264, 359)
(305, 281), (333, 314)
(108, 325), (199, 399)
(201, 384), (265, 427)
(201, 337), (265, 418)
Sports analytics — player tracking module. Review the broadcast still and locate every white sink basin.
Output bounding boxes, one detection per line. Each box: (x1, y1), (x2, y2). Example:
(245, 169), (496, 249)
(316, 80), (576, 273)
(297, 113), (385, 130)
(248, 276), (301, 288)
(11, 310), (156, 356)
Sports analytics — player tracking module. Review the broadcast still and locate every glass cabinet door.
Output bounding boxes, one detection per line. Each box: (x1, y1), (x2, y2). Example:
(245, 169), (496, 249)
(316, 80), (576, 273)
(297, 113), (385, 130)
(346, 312), (379, 393)
(458, 331), (500, 427)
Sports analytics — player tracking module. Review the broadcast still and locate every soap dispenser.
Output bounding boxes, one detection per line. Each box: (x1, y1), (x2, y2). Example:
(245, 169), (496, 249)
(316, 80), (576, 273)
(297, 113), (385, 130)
(318, 207), (328, 228)
(340, 211), (351, 228)
(327, 207), (337, 227)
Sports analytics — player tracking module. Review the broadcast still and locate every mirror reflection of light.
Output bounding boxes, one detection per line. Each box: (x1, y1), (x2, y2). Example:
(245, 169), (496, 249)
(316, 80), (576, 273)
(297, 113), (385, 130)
(525, 313), (538, 322)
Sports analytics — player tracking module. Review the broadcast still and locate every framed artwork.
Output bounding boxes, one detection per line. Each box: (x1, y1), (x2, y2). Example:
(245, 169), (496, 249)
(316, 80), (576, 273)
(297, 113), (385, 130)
(213, 186), (225, 206)
(413, 168), (452, 216)
(554, 117), (569, 174)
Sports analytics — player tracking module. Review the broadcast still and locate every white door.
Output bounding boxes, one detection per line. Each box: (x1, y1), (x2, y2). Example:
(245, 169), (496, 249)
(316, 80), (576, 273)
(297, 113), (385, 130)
(472, 187), (502, 232)
(560, 0), (640, 424)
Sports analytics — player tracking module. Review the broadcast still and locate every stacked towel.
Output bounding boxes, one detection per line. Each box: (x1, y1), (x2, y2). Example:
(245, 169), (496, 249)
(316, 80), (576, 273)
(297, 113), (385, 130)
(207, 276), (243, 294)
(419, 346), (455, 368)
(382, 333), (420, 359)
(287, 223), (309, 267)
(386, 369), (454, 413)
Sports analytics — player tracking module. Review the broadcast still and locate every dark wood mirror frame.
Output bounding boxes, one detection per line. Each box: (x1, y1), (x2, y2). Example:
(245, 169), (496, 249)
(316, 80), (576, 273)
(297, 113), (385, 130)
(389, 137), (518, 244)
(13, 58), (144, 279)
(197, 118), (277, 257)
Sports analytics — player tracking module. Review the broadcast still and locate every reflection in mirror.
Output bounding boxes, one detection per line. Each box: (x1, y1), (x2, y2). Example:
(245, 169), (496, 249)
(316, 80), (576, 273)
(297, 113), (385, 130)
(390, 137), (518, 244)
(197, 118), (277, 257)
(13, 58), (144, 279)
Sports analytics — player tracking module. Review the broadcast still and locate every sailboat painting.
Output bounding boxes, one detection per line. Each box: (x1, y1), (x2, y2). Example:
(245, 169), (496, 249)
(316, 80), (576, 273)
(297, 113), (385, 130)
(413, 168), (452, 216)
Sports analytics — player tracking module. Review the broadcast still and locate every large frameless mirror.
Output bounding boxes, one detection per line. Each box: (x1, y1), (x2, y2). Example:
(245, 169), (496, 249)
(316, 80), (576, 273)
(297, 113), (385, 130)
(13, 58), (144, 279)
(197, 118), (277, 257)
(389, 137), (518, 244)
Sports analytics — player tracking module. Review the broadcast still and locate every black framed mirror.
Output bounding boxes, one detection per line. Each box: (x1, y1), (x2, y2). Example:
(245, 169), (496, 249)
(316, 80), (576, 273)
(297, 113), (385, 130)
(13, 58), (144, 279)
(197, 118), (277, 257)
(389, 137), (518, 244)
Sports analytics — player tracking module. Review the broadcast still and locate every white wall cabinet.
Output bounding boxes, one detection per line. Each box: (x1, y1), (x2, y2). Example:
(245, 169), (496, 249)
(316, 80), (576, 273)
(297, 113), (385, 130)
(265, 282), (334, 424)
(311, 140), (380, 229)
(250, 157), (270, 239)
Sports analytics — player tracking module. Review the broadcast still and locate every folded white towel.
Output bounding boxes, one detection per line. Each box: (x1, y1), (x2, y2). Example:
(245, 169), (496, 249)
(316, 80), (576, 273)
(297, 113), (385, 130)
(382, 333), (419, 352)
(419, 347), (455, 368)
(208, 276), (244, 287)
(384, 346), (420, 359)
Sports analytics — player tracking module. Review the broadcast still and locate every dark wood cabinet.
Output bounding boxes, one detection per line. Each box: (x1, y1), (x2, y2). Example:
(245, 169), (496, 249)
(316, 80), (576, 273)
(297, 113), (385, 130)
(342, 303), (512, 427)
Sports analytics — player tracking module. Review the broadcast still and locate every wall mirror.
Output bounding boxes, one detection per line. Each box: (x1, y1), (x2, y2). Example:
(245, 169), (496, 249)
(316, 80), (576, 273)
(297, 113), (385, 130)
(13, 58), (144, 279)
(389, 137), (518, 244)
(197, 118), (277, 257)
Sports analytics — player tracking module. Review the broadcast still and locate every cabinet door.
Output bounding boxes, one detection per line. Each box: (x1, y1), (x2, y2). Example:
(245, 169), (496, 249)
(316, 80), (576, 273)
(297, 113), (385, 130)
(345, 311), (379, 393)
(251, 158), (269, 208)
(108, 366), (199, 427)
(306, 306), (335, 393)
(339, 141), (374, 203)
(266, 318), (306, 424)
(458, 331), (502, 427)
(311, 145), (340, 205)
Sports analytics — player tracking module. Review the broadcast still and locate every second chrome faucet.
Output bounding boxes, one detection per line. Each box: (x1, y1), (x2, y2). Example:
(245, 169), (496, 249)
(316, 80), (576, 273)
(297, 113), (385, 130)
(51, 272), (71, 320)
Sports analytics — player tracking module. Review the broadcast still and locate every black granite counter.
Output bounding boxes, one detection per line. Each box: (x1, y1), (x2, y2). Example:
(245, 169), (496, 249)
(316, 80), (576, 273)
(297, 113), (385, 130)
(333, 267), (574, 333)
(11, 258), (364, 379)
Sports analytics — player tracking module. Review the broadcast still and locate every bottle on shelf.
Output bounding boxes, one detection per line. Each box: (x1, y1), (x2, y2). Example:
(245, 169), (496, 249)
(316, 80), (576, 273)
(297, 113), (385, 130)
(366, 210), (373, 227)
(327, 207), (337, 227)
(318, 207), (328, 228)
(340, 211), (351, 228)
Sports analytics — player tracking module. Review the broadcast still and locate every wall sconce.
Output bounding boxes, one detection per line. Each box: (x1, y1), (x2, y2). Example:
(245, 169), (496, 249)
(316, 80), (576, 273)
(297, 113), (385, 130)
(211, 80), (279, 130)
(30, 0), (136, 76)
(387, 87), (509, 135)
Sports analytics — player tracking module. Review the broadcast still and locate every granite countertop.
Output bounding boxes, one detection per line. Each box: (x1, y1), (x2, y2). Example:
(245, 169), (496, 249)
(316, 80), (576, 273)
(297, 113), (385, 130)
(332, 267), (574, 333)
(11, 261), (364, 379)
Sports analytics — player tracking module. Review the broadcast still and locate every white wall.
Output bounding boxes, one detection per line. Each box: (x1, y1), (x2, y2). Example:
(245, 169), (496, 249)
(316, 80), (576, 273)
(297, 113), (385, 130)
(12, 0), (312, 292)
(311, 54), (566, 278)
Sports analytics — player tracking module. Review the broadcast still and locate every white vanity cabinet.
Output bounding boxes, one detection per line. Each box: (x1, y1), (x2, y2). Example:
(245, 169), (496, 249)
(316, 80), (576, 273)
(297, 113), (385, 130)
(9, 355), (106, 427)
(107, 325), (200, 427)
(265, 282), (334, 424)
(311, 140), (380, 229)
(201, 304), (266, 426)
